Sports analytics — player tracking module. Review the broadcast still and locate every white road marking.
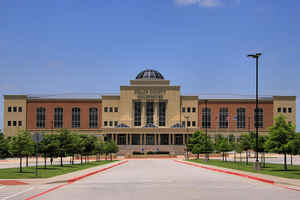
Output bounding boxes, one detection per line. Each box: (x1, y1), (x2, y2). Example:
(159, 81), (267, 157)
(1, 186), (34, 200)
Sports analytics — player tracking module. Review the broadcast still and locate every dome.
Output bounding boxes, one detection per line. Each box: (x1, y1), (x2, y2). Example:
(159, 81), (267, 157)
(136, 69), (164, 80)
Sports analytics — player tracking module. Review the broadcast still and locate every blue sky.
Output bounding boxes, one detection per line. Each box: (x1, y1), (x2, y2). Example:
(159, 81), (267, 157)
(0, 0), (299, 131)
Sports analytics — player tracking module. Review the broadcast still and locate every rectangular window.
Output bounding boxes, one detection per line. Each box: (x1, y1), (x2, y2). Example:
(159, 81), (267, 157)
(146, 102), (154, 125)
(187, 107), (191, 113)
(182, 121), (186, 127)
(72, 107), (80, 128)
(114, 107), (118, 112)
(18, 107), (22, 112)
(134, 102), (141, 126)
(175, 134), (183, 145)
(182, 107), (185, 112)
(187, 121), (191, 127)
(109, 107), (113, 112)
(114, 121), (118, 127)
(283, 107), (287, 113)
(13, 121), (17, 126)
(237, 108), (246, 128)
(54, 107), (63, 128)
(18, 121), (22, 126)
(159, 102), (166, 126)
(288, 107), (292, 113)
(117, 134), (126, 145)
(146, 134), (155, 145)
(8, 121), (11, 126)
(219, 108), (229, 128)
(277, 107), (281, 113)
(104, 107), (108, 112)
(13, 107), (17, 112)
(254, 108), (263, 128)
(202, 108), (211, 128)
(160, 134), (169, 145)
(192, 121), (196, 127)
(8, 107), (11, 112)
(104, 121), (108, 126)
(192, 107), (196, 112)
(109, 121), (113, 126)
(36, 107), (46, 128)
(89, 108), (98, 128)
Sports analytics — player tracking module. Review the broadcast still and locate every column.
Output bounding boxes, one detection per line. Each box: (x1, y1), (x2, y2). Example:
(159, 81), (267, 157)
(125, 134), (128, 145)
(154, 102), (158, 126)
(141, 102), (146, 127)
(129, 134), (132, 145)
(168, 133), (171, 145)
(139, 134), (142, 145)
(116, 134), (118, 145)
(183, 134), (186, 145)
(154, 134), (157, 145)
(158, 134), (160, 145)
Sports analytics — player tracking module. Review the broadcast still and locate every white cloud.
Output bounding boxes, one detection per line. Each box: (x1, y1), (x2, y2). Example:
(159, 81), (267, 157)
(174, 0), (239, 7)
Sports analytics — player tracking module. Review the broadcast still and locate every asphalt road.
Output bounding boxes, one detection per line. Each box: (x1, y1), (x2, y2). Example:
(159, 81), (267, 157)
(2, 159), (300, 200)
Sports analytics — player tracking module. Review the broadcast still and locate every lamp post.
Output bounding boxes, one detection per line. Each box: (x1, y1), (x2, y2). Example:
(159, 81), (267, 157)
(247, 52), (262, 170)
(184, 116), (190, 160)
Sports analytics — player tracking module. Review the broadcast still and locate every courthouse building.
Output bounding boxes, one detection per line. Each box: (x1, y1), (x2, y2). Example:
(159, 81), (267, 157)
(3, 69), (296, 154)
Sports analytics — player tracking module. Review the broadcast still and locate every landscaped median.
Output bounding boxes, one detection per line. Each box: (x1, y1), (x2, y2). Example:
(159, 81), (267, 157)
(186, 159), (300, 179)
(0, 160), (116, 179)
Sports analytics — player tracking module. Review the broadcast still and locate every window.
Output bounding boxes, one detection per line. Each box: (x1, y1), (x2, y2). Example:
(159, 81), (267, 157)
(13, 107), (17, 112)
(288, 107), (292, 113)
(134, 102), (141, 126)
(54, 107), (63, 128)
(182, 107), (185, 112)
(104, 107), (108, 112)
(192, 107), (196, 112)
(175, 134), (183, 145)
(187, 121), (191, 127)
(277, 107), (281, 113)
(187, 107), (191, 113)
(160, 134), (169, 145)
(146, 102), (154, 124)
(254, 108), (263, 128)
(8, 107), (11, 112)
(202, 108), (211, 128)
(114, 121), (118, 126)
(117, 134), (126, 145)
(283, 107), (287, 113)
(182, 121), (186, 127)
(109, 121), (113, 126)
(104, 121), (108, 126)
(36, 107), (46, 128)
(114, 107), (118, 112)
(159, 102), (166, 126)
(146, 134), (155, 145)
(18, 121), (22, 126)
(8, 121), (11, 126)
(72, 107), (80, 128)
(236, 108), (246, 129)
(89, 108), (98, 128)
(219, 108), (229, 128)
(13, 121), (17, 126)
(192, 121), (196, 127)
(109, 107), (113, 112)
(132, 134), (140, 145)
(18, 107), (22, 112)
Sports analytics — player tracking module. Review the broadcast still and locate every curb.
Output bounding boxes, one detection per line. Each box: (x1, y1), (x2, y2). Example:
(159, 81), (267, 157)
(0, 180), (28, 185)
(175, 160), (275, 184)
(25, 160), (128, 200)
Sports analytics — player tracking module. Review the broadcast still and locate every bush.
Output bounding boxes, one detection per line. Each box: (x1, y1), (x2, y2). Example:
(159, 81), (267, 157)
(133, 151), (144, 155)
(156, 151), (169, 155)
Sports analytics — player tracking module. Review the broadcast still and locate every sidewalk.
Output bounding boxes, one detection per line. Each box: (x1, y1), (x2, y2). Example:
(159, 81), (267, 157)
(0, 160), (127, 185)
(176, 160), (300, 188)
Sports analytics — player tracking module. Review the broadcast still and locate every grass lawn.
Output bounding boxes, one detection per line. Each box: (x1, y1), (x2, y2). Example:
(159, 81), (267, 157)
(0, 160), (115, 179)
(189, 159), (300, 179)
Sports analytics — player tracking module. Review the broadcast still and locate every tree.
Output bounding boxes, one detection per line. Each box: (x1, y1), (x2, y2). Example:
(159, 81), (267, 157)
(235, 140), (244, 163)
(56, 129), (74, 167)
(0, 133), (10, 158)
(9, 130), (34, 172)
(215, 135), (232, 162)
(94, 138), (105, 161)
(104, 141), (119, 161)
(39, 134), (59, 168)
(287, 132), (300, 166)
(187, 131), (214, 160)
(265, 114), (296, 171)
(239, 133), (251, 165)
(82, 135), (97, 163)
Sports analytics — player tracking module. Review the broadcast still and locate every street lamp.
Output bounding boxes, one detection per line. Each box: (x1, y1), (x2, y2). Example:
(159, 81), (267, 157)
(247, 52), (262, 170)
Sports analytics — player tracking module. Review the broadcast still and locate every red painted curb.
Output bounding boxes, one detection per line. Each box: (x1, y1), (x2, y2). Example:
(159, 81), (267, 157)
(25, 160), (128, 200)
(0, 180), (28, 185)
(175, 160), (275, 184)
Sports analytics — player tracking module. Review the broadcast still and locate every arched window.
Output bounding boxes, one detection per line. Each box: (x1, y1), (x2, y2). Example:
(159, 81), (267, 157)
(89, 108), (98, 128)
(54, 107), (63, 128)
(219, 108), (229, 128)
(36, 107), (46, 128)
(202, 108), (211, 128)
(72, 107), (80, 128)
(236, 108), (246, 128)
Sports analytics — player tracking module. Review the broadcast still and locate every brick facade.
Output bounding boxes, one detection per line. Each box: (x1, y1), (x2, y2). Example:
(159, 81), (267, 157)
(26, 100), (102, 130)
